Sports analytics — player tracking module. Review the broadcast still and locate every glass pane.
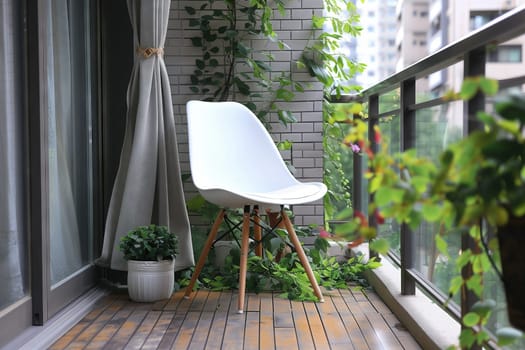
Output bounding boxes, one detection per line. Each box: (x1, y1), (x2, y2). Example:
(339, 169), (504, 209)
(376, 115), (401, 256)
(0, 0), (29, 310)
(378, 89), (400, 114)
(46, 0), (94, 285)
(412, 101), (463, 301)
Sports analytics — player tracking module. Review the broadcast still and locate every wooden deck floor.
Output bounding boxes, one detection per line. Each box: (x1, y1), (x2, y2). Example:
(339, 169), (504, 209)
(49, 287), (422, 349)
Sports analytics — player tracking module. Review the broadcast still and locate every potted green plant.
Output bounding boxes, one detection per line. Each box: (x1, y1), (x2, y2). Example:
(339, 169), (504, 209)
(119, 224), (178, 302)
(337, 77), (525, 348)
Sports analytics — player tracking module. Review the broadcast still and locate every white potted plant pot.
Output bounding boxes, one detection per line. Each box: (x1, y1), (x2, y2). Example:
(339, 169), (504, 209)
(127, 259), (175, 302)
(213, 240), (238, 268)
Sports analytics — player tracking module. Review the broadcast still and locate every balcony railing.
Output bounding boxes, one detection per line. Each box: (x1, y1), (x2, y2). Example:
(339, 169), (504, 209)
(330, 4), (525, 345)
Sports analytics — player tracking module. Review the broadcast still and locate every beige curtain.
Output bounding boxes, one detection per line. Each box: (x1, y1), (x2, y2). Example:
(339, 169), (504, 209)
(98, 0), (194, 271)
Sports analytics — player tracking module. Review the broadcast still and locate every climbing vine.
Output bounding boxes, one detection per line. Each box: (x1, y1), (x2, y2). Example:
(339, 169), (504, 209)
(184, 0), (297, 127)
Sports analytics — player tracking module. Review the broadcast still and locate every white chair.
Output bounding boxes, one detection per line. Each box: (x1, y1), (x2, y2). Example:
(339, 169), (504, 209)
(184, 100), (327, 313)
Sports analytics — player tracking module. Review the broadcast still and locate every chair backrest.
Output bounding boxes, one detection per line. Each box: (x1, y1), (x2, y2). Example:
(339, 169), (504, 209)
(186, 100), (298, 195)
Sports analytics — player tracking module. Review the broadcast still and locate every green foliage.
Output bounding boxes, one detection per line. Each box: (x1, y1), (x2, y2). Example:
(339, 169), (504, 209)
(337, 77), (525, 348)
(185, 0), (366, 230)
(119, 225), (179, 261)
(185, 0), (296, 126)
(179, 236), (380, 301)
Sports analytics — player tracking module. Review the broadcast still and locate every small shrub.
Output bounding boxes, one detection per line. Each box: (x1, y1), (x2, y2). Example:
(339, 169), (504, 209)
(120, 225), (178, 261)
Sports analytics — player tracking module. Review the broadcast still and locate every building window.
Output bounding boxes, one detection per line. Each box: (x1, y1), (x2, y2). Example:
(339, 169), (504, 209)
(487, 45), (522, 63)
(470, 10), (505, 31)
(431, 15), (441, 36)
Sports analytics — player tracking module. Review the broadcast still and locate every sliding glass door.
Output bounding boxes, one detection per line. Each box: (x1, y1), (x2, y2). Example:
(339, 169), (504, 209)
(42, 0), (98, 316)
(0, 0), (31, 333)
(0, 0), (99, 346)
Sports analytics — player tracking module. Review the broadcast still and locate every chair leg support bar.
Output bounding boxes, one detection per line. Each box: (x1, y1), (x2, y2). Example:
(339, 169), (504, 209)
(237, 207), (251, 313)
(184, 209), (226, 299)
(281, 210), (324, 303)
(253, 206), (263, 257)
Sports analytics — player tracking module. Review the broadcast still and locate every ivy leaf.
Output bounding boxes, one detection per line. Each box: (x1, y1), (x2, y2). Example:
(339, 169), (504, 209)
(276, 88), (294, 101)
(466, 275), (483, 297)
(334, 221), (359, 235)
(369, 238), (389, 254)
(234, 78), (251, 95)
(184, 6), (196, 15)
(435, 235), (449, 257)
(471, 299), (496, 318)
(479, 77), (498, 96)
(459, 78), (480, 100)
(496, 327), (524, 346)
(459, 329), (476, 348)
(462, 312), (480, 327)
(449, 276), (463, 295)
(422, 203), (444, 222)
(191, 37), (202, 47)
(196, 59), (205, 70)
(189, 18), (200, 27)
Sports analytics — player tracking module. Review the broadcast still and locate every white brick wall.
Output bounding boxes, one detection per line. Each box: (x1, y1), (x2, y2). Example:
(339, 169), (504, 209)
(167, 0), (324, 227)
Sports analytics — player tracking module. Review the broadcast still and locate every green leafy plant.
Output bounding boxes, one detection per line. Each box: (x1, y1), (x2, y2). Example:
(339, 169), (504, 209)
(185, 0), (297, 127)
(120, 225), (179, 261)
(178, 234), (379, 301)
(336, 77), (525, 348)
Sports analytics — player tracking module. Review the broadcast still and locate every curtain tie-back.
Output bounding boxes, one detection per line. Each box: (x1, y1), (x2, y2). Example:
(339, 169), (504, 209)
(136, 47), (164, 58)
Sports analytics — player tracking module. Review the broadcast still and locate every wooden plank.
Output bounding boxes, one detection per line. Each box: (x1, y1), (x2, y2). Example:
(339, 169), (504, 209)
(244, 310), (260, 349)
(272, 295), (293, 328)
(50, 285), (424, 350)
(341, 289), (383, 350)
(222, 305), (247, 349)
(189, 290), (210, 312)
(275, 327), (298, 349)
(171, 311), (201, 349)
(332, 289), (369, 350)
(85, 306), (134, 349)
(316, 295), (353, 347)
(65, 298), (126, 348)
(163, 290), (185, 311)
(246, 293), (261, 312)
(364, 309), (408, 349)
(204, 291), (232, 350)
(290, 300), (315, 350)
(303, 301), (330, 349)
(141, 311), (175, 349)
(381, 312), (422, 350)
(189, 311), (215, 350)
(259, 292), (275, 350)
(125, 310), (162, 349)
(48, 296), (112, 350)
(363, 289), (393, 314)
(202, 290), (221, 312)
(155, 312), (186, 348)
(102, 309), (148, 350)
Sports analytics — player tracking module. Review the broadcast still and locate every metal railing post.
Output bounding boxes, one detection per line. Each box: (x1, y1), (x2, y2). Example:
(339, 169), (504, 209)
(400, 78), (416, 295)
(368, 94), (379, 259)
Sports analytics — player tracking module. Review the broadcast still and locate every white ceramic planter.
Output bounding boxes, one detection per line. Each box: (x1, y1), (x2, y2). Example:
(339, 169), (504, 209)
(127, 259), (175, 302)
(213, 241), (238, 268)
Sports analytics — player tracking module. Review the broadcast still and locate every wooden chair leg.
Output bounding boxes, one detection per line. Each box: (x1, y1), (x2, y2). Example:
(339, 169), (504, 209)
(253, 206), (263, 257)
(281, 209), (324, 302)
(237, 206), (251, 313)
(184, 209), (226, 299)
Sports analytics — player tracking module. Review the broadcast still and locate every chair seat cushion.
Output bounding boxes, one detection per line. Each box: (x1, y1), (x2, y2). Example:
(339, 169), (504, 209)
(199, 182), (327, 208)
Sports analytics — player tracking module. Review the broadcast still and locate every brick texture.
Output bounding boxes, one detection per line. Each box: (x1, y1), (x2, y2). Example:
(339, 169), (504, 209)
(167, 0), (324, 227)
